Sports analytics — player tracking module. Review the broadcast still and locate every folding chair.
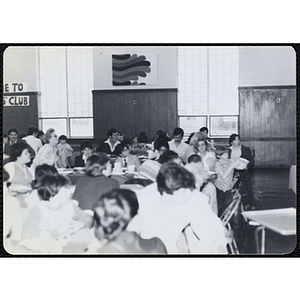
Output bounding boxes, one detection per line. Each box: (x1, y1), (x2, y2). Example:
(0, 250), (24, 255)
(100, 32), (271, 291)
(220, 188), (241, 254)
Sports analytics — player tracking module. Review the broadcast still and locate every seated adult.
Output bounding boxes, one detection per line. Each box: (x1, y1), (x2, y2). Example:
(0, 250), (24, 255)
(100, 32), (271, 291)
(199, 127), (215, 150)
(114, 141), (141, 171)
(74, 141), (93, 167)
(89, 189), (167, 254)
(153, 137), (170, 161)
(183, 131), (206, 163)
(228, 134), (255, 210)
(168, 127), (189, 161)
(96, 128), (120, 155)
(4, 142), (33, 203)
(22, 126), (43, 156)
(31, 128), (59, 170)
(129, 163), (227, 254)
(197, 136), (216, 172)
(20, 173), (93, 253)
(72, 153), (119, 210)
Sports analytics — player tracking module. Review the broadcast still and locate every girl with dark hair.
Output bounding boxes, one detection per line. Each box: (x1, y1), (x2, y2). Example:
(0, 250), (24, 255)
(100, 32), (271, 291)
(20, 173), (93, 253)
(4, 142), (33, 201)
(72, 153), (119, 210)
(89, 189), (167, 254)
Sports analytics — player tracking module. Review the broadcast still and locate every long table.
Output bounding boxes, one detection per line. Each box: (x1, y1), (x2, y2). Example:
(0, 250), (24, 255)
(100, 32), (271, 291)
(242, 208), (296, 254)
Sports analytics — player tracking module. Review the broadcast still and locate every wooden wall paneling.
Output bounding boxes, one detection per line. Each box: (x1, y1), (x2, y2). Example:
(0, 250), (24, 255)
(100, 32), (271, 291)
(165, 91), (177, 137)
(3, 92), (39, 135)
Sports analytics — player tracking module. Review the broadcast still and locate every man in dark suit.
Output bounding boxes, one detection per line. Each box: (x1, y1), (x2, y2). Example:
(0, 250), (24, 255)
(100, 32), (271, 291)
(228, 134), (255, 210)
(74, 140), (93, 167)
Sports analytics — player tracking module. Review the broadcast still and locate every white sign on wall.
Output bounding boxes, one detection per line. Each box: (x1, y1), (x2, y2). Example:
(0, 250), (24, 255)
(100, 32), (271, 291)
(3, 95), (30, 106)
(3, 82), (28, 93)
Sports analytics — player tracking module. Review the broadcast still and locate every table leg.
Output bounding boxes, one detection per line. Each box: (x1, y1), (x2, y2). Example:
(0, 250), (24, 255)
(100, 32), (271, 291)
(255, 226), (266, 254)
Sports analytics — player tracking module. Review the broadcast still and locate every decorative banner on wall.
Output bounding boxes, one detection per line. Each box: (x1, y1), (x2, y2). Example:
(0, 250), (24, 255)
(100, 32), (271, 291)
(112, 53), (157, 86)
(3, 95), (30, 106)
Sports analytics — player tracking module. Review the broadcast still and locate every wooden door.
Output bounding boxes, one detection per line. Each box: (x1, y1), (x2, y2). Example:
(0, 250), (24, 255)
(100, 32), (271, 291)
(239, 87), (296, 167)
(93, 89), (177, 140)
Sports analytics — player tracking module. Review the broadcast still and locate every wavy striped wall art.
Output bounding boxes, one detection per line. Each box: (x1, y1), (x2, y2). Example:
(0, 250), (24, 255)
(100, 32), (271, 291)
(112, 54), (153, 86)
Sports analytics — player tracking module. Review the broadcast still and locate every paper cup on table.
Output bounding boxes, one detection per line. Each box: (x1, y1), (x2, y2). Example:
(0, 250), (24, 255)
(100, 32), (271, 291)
(128, 165), (136, 174)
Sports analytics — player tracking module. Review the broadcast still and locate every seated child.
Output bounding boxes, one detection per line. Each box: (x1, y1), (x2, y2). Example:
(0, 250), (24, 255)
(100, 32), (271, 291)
(88, 189), (167, 254)
(114, 141), (141, 172)
(214, 146), (240, 216)
(185, 154), (218, 215)
(20, 173), (93, 253)
(57, 135), (74, 168)
(74, 140), (93, 167)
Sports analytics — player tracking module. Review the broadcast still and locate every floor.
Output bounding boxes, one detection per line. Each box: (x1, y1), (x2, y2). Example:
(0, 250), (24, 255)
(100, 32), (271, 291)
(232, 168), (297, 255)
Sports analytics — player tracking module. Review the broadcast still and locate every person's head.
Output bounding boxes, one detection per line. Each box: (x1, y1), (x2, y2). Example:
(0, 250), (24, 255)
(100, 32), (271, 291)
(157, 131), (171, 142)
(199, 127), (209, 137)
(80, 140), (93, 158)
(173, 127), (184, 142)
(58, 135), (67, 144)
(93, 189), (139, 241)
(36, 173), (70, 201)
(158, 150), (181, 164)
(185, 161), (208, 189)
(9, 142), (31, 164)
(187, 154), (202, 164)
(157, 162), (196, 195)
(197, 138), (208, 154)
(85, 153), (110, 177)
(107, 128), (119, 143)
(154, 137), (169, 155)
(131, 134), (138, 144)
(37, 130), (45, 144)
(138, 160), (161, 182)
(44, 128), (58, 146)
(186, 132), (195, 144)
(215, 146), (229, 160)
(8, 128), (18, 142)
(32, 164), (58, 189)
(189, 131), (206, 147)
(137, 132), (148, 144)
(229, 134), (240, 147)
(115, 142), (132, 157)
(27, 126), (39, 136)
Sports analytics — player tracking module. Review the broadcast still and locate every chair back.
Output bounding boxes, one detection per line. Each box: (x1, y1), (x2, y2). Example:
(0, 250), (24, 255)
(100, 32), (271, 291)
(220, 189), (241, 227)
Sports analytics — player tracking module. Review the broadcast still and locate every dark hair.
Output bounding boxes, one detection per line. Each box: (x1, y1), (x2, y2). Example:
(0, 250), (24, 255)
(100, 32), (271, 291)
(32, 164), (58, 189)
(158, 150), (179, 164)
(114, 141), (131, 156)
(229, 134), (239, 146)
(19, 133), (26, 139)
(157, 131), (171, 142)
(85, 153), (109, 177)
(154, 137), (169, 151)
(8, 128), (18, 136)
(3, 168), (10, 182)
(9, 142), (29, 161)
(37, 130), (44, 138)
(80, 140), (93, 151)
(107, 128), (118, 138)
(36, 173), (70, 201)
(199, 127), (208, 133)
(186, 132), (195, 144)
(27, 126), (39, 136)
(157, 162), (196, 195)
(215, 146), (228, 159)
(173, 127), (184, 137)
(4, 134), (8, 138)
(59, 135), (67, 141)
(187, 154), (202, 163)
(137, 132), (148, 143)
(93, 189), (139, 240)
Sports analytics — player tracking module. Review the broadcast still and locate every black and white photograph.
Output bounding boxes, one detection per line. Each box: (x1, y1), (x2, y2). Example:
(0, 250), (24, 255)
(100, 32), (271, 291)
(2, 45), (297, 256)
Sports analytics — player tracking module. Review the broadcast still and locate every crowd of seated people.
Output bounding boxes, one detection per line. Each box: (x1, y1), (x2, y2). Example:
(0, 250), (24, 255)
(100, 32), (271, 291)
(3, 125), (255, 254)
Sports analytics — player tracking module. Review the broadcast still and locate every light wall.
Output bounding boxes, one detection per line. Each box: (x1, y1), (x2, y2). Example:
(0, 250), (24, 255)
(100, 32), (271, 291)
(239, 46), (296, 86)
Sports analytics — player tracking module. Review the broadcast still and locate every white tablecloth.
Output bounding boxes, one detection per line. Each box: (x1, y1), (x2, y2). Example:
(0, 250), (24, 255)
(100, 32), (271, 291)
(288, 165), (296, 193)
